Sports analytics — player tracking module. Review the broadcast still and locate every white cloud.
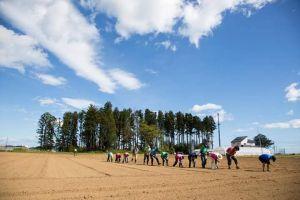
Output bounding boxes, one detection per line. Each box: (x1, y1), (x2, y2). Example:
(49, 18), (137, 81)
(145, 68), (158, 75)
(191, 103), (232, 122)
(286, 110), (294, 116)
(290, 119), (300, 128)
(264, 118), (300, 129)
(285, 82), (300, 102)
(213, 109), (233, 122)
(81, 0), (183, 39)
(0, 25), (50, 73)
(62, 97), (95, 109)
(192, 103), (222, 113)
(252, 121), (260, 125)
(234, 127), (254, 133)
(179, 0), (274, 47)
(156, 40), (177, 52)
(35, 73), (66, 86)
(0, 0), (141, 93)
(81, 0), (273, 47)
(38, 97), (58, 106)
(109, 68), (143, 90)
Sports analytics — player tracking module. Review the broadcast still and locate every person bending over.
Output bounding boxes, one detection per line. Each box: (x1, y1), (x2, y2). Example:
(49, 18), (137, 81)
(150, 146), (161, 166)
(259, 154), (276, 172)
(200, 144), (208, 168)
(107, 151), (113, 162)
(188, 151), (197, 168)
(209, 152), (222, 170)
(226, 146), (240, 169)
(143, 145), (151, 165)
(160, 151), (169, 166)
(173, 152), (184, 168)
(115, 153), (121, 163)
(123, 152), (129, 163)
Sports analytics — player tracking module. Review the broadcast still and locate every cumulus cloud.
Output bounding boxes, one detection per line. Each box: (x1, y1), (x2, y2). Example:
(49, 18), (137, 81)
(191, 103), (232, 122)
(38, 97), (58, 106)
(179, 0), (274, 47)
(192, 103), (222, 113)
(35, 73), (66, 86)
(0, 25), (50, 73)
(156, 40), (177, 52)
(81, 0), (274, 47)
(0, 0), (142, 93)
(81, 0), (183, 38)
(62, 97), (96, 109)
(109, 68), (143, 90)
(285, 83), (300, 102)
(264, 119), (300, 129)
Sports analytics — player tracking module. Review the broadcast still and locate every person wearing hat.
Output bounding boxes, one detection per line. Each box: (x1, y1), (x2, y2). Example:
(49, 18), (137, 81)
(209, 152), (223, 169)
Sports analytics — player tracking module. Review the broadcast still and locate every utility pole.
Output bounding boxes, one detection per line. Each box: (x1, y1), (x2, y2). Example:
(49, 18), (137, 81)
(257, 128), (263, 154)
(217, 113), (221, 147)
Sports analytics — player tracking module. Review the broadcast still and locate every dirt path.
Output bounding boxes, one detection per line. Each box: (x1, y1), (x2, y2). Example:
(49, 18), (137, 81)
(0, 152), (299, 200)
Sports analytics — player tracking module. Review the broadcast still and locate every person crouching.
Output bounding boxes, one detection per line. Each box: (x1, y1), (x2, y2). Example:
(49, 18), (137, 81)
(209, 152), (222, 170)
(123, 152), (129, 163)
(259, 154), (276, 172)
(188, 152), (197, 168)
(173, 152), (184, 168)
(160, 151), (169, 166)
(226, 146), (240, 169)
(115, 153), (121, 163)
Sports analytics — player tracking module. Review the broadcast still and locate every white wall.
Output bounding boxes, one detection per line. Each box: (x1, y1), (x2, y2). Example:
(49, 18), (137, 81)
(236, 147), (272, 156)
(212, 147), (272, 156)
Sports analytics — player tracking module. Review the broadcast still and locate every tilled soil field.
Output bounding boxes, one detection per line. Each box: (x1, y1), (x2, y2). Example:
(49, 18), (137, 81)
(0, 152), (299, 200)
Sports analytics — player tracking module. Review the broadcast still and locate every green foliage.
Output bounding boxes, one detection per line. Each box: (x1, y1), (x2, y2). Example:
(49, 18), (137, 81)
(36, 112), (56, 150)
(36, 102), (217, 152)
(254, 134), (274, 148)
(140, 122), (161, 146)
(173, 144), (190, 154)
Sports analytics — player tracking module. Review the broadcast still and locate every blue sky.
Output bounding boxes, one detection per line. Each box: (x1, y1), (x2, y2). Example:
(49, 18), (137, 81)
(0, 0), (299, 152)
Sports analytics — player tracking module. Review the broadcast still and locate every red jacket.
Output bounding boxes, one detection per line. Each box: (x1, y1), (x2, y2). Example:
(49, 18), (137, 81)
(226, 147), (237, 156)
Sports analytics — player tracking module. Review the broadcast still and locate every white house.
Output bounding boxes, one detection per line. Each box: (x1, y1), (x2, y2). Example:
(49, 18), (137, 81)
(231, 136), (256, 147)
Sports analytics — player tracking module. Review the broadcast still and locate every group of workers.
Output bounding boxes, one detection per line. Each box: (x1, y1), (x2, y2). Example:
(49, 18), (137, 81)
(107, 144), (277, 172)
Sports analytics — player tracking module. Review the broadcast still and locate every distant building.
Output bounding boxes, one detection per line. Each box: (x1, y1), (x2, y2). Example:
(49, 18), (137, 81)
(0, 145), (28, 151)
(231, 136), (256, 147)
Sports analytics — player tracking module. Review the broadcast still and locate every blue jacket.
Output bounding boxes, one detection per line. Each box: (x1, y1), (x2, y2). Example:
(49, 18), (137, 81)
(259, 154), (272, 162)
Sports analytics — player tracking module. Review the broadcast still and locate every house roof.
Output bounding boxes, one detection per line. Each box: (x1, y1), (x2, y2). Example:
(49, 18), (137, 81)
(247, 139), (255, 144)
(231, 136), (247, 143)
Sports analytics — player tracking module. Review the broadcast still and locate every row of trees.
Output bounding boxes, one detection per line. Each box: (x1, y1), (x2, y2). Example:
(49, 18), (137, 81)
(37, 102), (217, 151)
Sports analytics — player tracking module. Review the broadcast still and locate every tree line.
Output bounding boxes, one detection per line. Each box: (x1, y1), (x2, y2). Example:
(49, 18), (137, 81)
(37, 102), (216, 152)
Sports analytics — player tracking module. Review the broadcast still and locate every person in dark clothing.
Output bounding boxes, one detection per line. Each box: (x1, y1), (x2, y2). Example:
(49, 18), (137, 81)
(143, 145), (151, 165)
(115, 153), (121, 163)
(150, 146), (160, 165)
(259, 154), (276, 172)
(200, 144), (208, 168)
(226, 146), (240, 169)
(188, 152), (197, 168)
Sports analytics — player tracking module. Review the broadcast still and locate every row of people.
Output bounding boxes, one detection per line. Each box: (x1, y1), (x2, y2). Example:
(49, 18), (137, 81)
(107, 145), (276, 172)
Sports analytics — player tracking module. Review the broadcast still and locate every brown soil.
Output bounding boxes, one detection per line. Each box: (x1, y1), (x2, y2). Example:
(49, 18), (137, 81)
(0, 152), (299, 200)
